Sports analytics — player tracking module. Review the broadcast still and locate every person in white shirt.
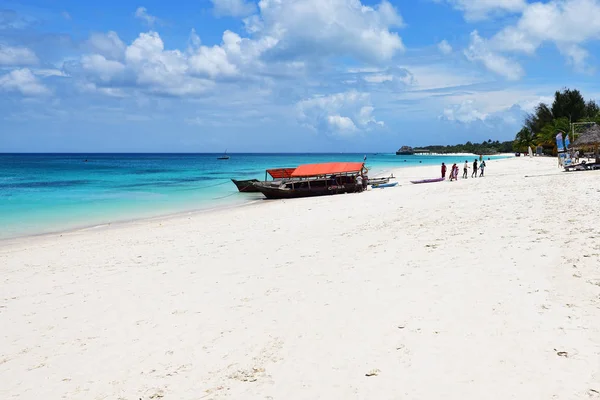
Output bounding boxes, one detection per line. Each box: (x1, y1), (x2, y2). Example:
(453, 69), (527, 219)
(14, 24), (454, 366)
(356, 175), (363, 192)
(463, 160), (469, 179)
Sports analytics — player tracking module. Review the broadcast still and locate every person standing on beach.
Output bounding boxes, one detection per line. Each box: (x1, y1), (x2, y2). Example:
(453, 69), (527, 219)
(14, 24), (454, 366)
(356, 174), (363, 192)
(463, 160), (469, 179)
(441, 162), (447, 179)
(479, 160), (486, 177)
(472, 159), (478, 178)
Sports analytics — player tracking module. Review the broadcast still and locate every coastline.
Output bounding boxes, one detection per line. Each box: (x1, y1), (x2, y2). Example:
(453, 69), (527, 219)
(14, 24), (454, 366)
(0, 154), (509, 241)
(1, 156), (599, 399)
(0, 157), (509, 244)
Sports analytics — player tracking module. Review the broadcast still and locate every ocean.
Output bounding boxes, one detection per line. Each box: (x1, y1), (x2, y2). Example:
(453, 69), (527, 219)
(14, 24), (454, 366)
(0, 153), (501, 239)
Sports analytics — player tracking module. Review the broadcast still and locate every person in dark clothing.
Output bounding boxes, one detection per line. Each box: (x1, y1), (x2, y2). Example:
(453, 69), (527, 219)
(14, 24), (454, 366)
(441, 163), (447, 179)
(472, 159), (478, 178)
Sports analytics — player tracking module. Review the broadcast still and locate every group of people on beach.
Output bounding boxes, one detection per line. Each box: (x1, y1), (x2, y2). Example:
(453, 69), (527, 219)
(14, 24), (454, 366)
(441, 157), (486, 181)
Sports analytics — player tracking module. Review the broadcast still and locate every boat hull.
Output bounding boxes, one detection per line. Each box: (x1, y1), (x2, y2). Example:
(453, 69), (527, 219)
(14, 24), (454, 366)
(371, 182), (398, 188)
(231, 179), (260, 192)
(253, 182), (361, 199)
(410, 178), (444, 184)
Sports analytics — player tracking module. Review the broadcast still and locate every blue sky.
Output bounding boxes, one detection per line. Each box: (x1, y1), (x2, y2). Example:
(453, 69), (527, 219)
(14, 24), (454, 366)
(2, 0), (600, 152)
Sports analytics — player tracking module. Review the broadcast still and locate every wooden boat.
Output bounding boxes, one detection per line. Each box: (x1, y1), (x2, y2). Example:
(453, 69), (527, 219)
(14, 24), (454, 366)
(371, 182), (398, 189)
(253, 162), (366, 199)
(410, 177), (444, 184)
(231, 178), (260, 192)
(367, 175), (394, 186)
(231, 168), (296, 193)
(217, 150), (230, 160)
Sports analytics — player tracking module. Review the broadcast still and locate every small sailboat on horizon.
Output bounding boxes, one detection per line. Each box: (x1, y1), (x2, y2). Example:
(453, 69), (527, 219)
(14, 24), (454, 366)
(217, 150), (230, 160)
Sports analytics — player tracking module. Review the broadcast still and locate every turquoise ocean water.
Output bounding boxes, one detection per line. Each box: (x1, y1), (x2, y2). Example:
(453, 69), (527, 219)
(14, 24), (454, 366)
(0, 153), (502, 239)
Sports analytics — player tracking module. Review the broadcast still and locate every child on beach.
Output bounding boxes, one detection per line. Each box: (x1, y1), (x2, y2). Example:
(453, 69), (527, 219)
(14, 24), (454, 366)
(449, 163), (458, 181)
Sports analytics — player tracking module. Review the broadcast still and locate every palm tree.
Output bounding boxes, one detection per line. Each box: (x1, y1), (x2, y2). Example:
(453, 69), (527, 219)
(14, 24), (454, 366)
(537, 117), (570, 147)
(514, 127), (536, 151)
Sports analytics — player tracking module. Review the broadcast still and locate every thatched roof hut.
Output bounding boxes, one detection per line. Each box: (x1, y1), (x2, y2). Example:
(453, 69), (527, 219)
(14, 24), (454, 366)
(571, 124), (600, 162)
(571, 124), (600, 147)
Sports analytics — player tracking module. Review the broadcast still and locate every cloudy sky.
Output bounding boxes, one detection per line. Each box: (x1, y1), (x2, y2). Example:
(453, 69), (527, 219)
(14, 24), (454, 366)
(2, 0), (600, 152)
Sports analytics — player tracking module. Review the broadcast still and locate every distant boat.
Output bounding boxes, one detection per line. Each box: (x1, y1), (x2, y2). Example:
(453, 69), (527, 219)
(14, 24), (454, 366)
(410, 177), (444, 184)
(217, 150), (230, 160)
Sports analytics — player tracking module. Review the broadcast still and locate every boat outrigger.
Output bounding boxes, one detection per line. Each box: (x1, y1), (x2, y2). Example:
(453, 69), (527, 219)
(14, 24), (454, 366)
(252, 162), (367, 199)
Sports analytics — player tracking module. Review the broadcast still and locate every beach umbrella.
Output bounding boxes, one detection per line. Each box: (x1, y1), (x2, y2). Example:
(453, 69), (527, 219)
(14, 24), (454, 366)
(570, 124), (600, 163)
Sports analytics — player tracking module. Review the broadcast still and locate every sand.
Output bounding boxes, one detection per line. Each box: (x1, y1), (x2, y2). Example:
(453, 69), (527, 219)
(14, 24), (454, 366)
(1, 156), (599, 399)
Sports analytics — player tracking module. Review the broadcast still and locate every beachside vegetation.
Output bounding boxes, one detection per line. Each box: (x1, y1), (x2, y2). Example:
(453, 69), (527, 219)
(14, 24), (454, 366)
(419, 140), (514, 155)
(513, 88), (600, 153)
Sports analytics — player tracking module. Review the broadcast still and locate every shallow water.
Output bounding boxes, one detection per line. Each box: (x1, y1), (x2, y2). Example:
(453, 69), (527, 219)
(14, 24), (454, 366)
(0, 153), (504, 238)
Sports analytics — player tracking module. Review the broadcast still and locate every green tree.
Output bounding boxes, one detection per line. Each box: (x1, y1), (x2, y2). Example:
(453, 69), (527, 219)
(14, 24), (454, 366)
(585, 100), (600, 119)
(525, 103), (553, 134)
(551, 88), (586, 122)
(537, 117), (570, 147)
(514, 127), (536, 151)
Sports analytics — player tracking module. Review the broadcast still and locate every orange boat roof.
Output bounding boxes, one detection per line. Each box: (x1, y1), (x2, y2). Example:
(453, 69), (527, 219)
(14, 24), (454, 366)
(291, 162), (365, 177)
(267, 168), (296, 179)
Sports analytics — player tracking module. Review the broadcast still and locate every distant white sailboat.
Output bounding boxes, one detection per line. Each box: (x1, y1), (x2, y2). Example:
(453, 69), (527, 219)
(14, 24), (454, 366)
(217, 150), (230, 160)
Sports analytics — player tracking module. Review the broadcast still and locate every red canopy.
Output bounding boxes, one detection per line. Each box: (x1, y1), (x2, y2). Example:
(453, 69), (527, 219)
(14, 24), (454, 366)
(267, 168), (296, 179)
(291, 162), (365, 177)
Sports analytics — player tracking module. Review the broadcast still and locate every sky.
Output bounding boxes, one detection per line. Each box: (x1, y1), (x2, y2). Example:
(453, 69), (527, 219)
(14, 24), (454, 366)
(1, 0), (600, 153)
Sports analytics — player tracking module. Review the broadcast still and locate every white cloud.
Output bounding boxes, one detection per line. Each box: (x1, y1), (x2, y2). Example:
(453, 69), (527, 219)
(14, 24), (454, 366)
(489, 0), (600, 72)
(81, 54), (126, 82)
(0, 44), (39, 66)
(70, 0), (408, 99)
(464, 31), (524, 80)
(406, 64), (484, 90)
(0, 68), (50, 96)
(211, 0), (256, 18)
(87, 31), (126, 60)
(33, 69), (69, 77)
(438, 39), (452, 54)
(442, 99), (488, 123)
(356, 66), (414, 88)
(134, 7), (157, 27)
(364, 74), (394, 83)
(188, 28), (201, 49)
(440, 0), (527, 21)
(248, 0), (404, 62)
(327, 115), (357, 133)
(297, 91), (384, 135)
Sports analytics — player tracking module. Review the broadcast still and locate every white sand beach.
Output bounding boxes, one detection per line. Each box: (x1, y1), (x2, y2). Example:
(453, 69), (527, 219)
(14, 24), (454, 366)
(1, 156), (599, 399)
